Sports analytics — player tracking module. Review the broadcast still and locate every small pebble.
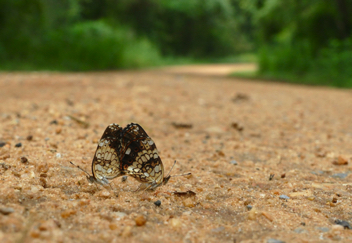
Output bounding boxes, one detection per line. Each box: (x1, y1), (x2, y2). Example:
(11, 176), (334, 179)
(182, 198), (195, 207)
(230, 122), (244, 131)
(316, 227), (329, 232)
(230, 160), (238, 165)
(121, 226), (132, 237)
(211, 226), (225, 233)
(15, 143), (22, 148)
(293, 227), (305, 233)
(246, 205), (253, 211)
(30, 230), (40, 238)
(38, 219), (57, 231)
(135, 215), (147, 226)
(0, 207), (14, 215)
(50, 120), (58, 125)
(109, 223), (118, 230)
(279, 195), (290, 200)
(267, 239), (285, 243)
(0, 141), (6, 147)
(97, 191), (111, 198)
(113, 212), (127, 220)
(61, 210), (76, 218)
(169, 218), (182, 228)
(311, 170), (324, 175)
(232, 93), (249, 102)
(335, 219), (351, 229)
(1, 163), (9, 170)
(247, 207), (259, 220)
(154, 200), (161, 207)
(20, 157), (28, 163)
(56, 153), (62, 158)
(26, 135), (33, 141)
(44, 137), (50, 141)
(332, 225), (344, 232)
(121, 176), (128, 182)
(331, 173), (348, 179)
(205, 193), (216, 200)
(333, 156), (348, 165)
(31, 185), (42, 193)
(243, 199), (252, 206)
(55, 127), (62, 134)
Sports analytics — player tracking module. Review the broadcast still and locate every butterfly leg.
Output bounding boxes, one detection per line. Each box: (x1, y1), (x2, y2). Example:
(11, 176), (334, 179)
(108, 182), (119, 197)
(132, 183), (146, 192)
(140, 183), (154, 192)
(134, 181), (158, 192)
(93, 184), (99, 190)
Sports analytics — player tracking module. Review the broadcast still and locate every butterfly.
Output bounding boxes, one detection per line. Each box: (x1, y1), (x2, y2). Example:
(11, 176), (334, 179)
(71, 123), (190, 191)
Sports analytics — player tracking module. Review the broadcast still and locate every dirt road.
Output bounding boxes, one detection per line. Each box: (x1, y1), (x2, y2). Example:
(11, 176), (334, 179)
(0, 65), (352, 242)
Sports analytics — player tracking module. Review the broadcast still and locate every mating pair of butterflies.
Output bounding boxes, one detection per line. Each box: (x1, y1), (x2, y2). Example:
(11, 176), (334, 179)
(72, 123), (189, 191)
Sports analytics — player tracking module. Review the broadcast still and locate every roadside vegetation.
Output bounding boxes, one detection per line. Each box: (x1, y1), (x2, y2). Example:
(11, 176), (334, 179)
(0, 0), (351, 87)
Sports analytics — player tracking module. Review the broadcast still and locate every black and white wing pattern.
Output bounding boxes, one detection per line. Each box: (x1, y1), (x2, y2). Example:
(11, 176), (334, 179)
(73, 122), (181, 191)
(91, 123), (125, 185)
(119, 123), (165, 189)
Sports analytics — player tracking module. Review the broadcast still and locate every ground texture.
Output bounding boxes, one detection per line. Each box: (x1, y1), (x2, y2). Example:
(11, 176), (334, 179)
(0, 66), (352, 243)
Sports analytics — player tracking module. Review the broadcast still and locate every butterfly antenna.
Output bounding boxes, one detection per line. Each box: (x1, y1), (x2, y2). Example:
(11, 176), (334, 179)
(166, 160), (192, 178)
(165, 160), (177, 178)
(70, 161), (91, 177)
(170, 172), (192, 177)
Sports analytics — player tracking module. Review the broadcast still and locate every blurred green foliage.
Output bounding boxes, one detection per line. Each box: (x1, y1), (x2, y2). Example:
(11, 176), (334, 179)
(0, 0), (254, 71)
(0, 0), (351, 87)
(256, 0), (352, 87)
(0, 0), (163, 70)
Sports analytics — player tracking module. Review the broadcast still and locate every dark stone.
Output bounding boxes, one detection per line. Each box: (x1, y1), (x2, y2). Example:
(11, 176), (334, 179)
(232, 93), (250, 102)
(15, 143), (22, 148)
(335, 219), (351, 229)
(246, 205), (253, 211)
(154, 200), (161, 207)
(50, 120), (58, 125)
(0, 141), (5, 147)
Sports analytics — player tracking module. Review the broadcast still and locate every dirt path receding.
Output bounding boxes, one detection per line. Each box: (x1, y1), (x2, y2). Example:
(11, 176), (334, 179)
(159, 63), (257, 76)
(0, 66), (352, 242)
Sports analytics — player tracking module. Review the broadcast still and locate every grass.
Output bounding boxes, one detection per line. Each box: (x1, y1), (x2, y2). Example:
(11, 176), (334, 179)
(230, 70), (352, 88)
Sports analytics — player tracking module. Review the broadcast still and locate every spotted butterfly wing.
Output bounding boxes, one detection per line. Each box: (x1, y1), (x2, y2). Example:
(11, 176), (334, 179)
(91, 123), (125, 185)
(119, 123), (165, 190)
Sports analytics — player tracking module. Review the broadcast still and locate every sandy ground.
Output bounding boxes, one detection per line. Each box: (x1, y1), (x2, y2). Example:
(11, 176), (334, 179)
(0, 66), (352, 243)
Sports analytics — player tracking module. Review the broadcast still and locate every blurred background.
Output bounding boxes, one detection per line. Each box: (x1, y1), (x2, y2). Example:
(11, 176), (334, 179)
(0, 0), (351, 87)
